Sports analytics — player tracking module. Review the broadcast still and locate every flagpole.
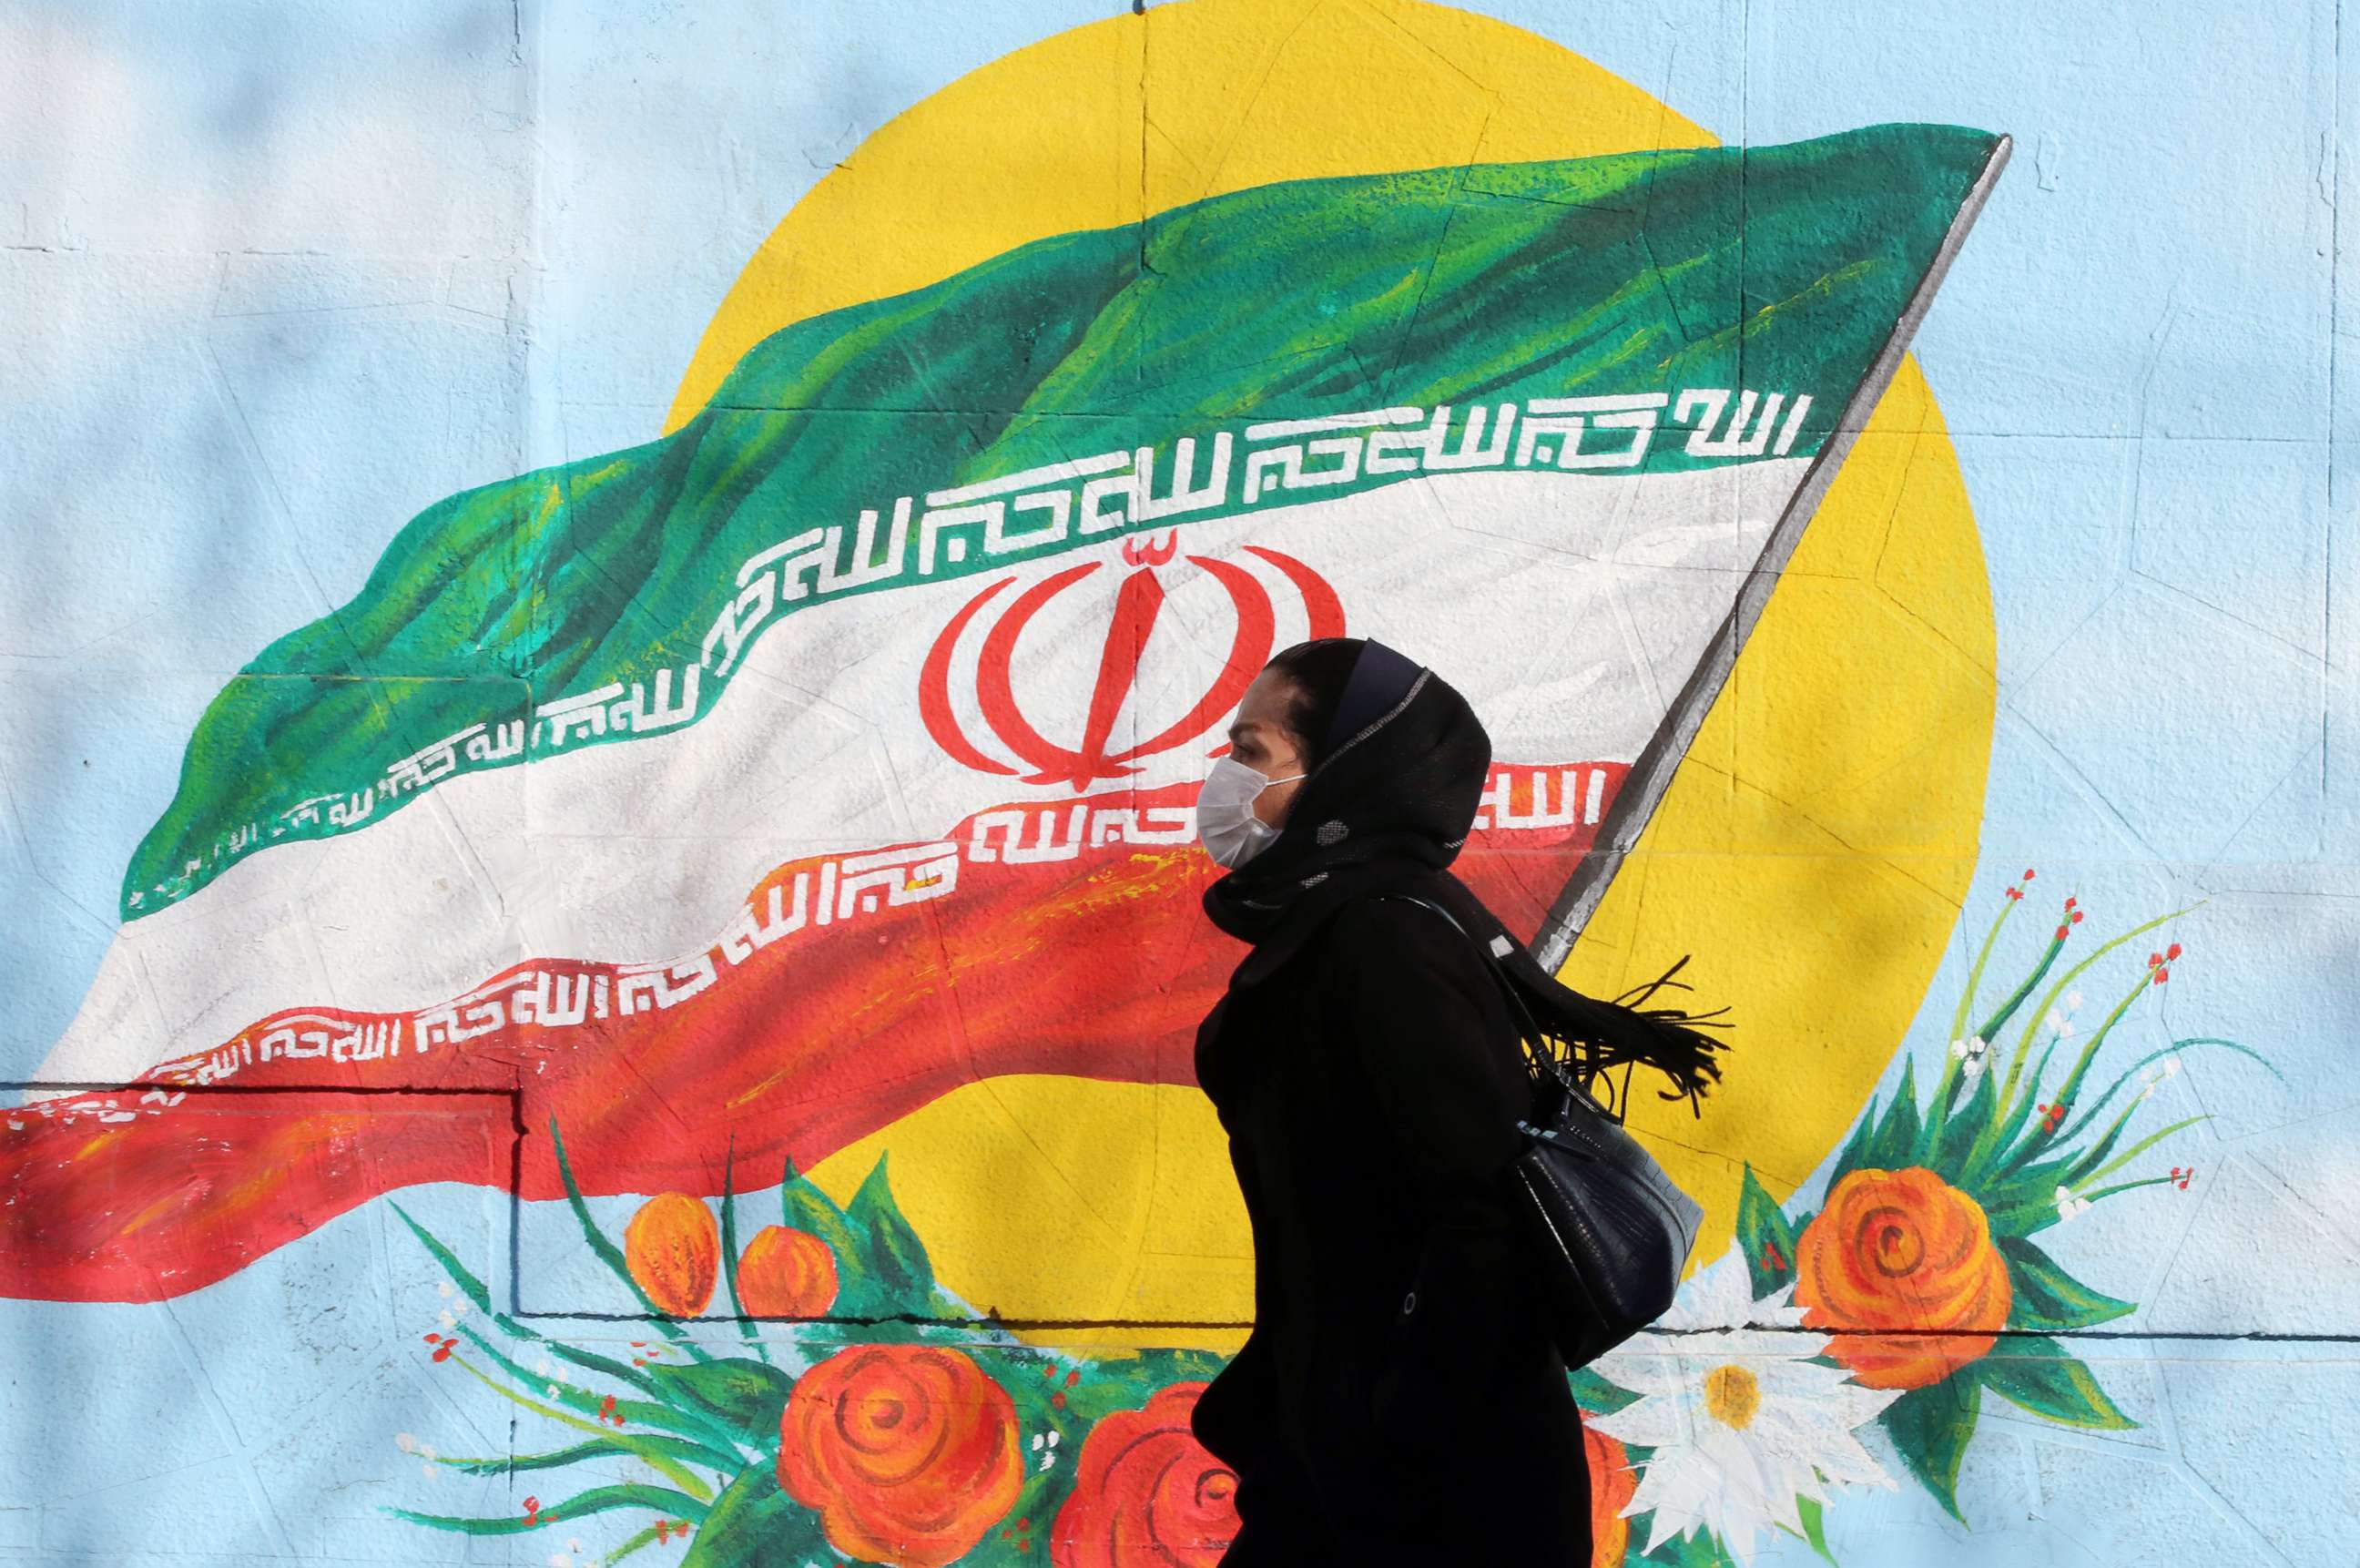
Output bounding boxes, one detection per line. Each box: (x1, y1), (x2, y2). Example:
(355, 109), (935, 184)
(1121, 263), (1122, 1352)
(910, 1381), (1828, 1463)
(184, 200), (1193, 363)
(1531, 132), (2016, 973)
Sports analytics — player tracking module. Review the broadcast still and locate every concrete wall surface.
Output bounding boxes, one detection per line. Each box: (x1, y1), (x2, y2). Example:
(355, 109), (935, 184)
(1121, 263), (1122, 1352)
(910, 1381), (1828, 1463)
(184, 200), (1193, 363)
(1, 1), (2350, 1563)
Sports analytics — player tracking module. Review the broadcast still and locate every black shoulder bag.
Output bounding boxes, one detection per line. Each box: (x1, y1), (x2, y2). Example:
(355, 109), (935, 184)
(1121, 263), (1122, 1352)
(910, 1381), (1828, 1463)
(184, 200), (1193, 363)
(1368, 892), (1704, 1370)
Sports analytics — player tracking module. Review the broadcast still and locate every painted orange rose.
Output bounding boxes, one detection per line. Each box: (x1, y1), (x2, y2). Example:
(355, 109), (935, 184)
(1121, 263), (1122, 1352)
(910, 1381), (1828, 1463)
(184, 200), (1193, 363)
(623, 1192), (717, 1316)
(778, 1344), (1022, 1568)
(1794, 1166), (2012, 1390)
(736, 1224), (839, 1318)
(1049, 1381), (1237, 1568)
(1584, 1421), (1635, 1568)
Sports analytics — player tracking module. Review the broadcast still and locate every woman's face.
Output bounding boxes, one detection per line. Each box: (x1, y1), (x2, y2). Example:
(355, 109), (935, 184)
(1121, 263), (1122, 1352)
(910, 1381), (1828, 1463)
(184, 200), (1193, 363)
(1226, 669), (1311, 828)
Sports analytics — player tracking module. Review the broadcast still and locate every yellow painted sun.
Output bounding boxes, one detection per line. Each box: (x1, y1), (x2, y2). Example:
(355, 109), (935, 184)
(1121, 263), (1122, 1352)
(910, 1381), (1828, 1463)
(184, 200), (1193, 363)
(672, 0), (1994, 1352)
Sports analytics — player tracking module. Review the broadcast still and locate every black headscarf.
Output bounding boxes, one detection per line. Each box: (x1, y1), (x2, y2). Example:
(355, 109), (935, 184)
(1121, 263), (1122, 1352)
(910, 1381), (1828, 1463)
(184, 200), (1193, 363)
(1202, 640), (1725, 1113)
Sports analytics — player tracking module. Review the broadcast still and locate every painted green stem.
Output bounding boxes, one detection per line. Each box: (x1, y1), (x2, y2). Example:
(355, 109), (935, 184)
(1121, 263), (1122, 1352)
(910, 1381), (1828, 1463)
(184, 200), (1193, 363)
(1936, 889), (2023, 1108)
(2066, 1115), (2210, 1194)
(1969, 905), (2199, 1176)
(387, 1481), (707, 1535)
(445, 1354), (717, 1500)
(1993, 969), (2152, 1171)
(447, 1319), (748, 1467)
(718, 1144), (770, 1363)
(390, 1201), (670, 1399)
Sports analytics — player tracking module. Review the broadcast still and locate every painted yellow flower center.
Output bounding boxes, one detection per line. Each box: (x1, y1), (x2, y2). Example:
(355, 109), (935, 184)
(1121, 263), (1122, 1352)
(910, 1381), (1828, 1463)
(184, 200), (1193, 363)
(1703, 1363), (1761, 1431)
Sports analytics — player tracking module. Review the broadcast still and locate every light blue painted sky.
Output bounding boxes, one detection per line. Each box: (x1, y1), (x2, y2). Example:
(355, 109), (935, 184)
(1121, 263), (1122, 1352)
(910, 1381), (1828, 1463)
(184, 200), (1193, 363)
(1, 1), (2353, 1561)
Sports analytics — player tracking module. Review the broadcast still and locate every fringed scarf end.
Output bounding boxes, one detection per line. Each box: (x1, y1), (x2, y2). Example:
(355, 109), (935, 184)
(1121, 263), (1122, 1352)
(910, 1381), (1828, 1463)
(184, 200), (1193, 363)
(1512, 952), (1732, 1122)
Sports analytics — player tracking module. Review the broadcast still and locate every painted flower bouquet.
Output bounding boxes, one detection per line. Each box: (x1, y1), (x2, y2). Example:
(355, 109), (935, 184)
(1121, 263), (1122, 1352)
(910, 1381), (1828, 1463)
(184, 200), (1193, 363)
(1569, 868), (2269, 1566)
(387, 1121), (1233, 1566)
(387, 867), (2269, 1566)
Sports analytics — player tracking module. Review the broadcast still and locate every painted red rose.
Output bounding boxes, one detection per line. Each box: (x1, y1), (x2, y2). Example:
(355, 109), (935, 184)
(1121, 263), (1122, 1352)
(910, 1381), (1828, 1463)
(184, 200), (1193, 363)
(778, 1343), (1022, 1568)
(1050, 1381), (1238, 1568)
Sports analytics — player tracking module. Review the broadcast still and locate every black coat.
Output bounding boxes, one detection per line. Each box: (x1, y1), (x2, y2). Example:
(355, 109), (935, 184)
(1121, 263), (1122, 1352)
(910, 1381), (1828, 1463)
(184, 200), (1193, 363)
(1188, 878), (1594, 1566)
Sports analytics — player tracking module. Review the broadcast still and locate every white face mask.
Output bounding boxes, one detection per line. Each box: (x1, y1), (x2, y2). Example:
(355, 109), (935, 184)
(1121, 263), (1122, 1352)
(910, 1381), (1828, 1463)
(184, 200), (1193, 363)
(1195, 755), (1308, 869)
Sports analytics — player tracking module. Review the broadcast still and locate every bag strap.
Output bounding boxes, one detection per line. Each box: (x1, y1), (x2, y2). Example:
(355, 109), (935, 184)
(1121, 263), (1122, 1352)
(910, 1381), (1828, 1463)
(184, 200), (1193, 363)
(1360, 891), (1585, 1106)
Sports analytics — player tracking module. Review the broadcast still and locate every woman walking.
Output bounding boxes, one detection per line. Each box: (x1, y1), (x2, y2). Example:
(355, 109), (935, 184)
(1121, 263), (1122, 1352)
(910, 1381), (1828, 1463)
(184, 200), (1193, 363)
(1186, 636), (1724, 1566)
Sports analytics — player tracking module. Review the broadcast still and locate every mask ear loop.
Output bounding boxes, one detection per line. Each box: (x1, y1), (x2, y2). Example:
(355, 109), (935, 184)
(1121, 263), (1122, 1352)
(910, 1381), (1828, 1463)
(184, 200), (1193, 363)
(1253, 769), (1307, 836)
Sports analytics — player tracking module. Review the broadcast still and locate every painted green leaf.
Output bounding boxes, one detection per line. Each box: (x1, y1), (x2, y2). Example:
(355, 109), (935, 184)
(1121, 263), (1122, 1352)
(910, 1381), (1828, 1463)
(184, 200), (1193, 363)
(602, 1520), (686, 1567)
(549, 1118), (656, 1307)
(388, 1481), (707, 1536)
(1734, 1165), (1800, 1297)
(440, 1432), (722, 1478)
(1978, 1335), (2135, 1430)
(1795, 1493), (1840, 1567)
(1969, 938), (2064, 1048)
(2056, 1035), (2280, 1146)
(646, 1357), (795, 1442)
(1971, 1042), (2055, 1187)
(680, 1464), (827, 1567)
(1879, 1376), (1981, 1522)
(547, 1119), (708, 1359)
(1567, 1363), (1643, 1418)
(1997, 1236), (2135, 1332)
(1935, 1067), (1997, 1171)
(1981, 1154), (2082, 1234)
(1633, 1518), (1739, 1566)
(840, 1152), (937, 1317)
(433, 1311), (745, 1467)
(1867, 1059), (1922, 1171)
(776, 1159), (865, 1301)
(388, 1201), (495, 1315)
(1831, 1096), (1881, 1184)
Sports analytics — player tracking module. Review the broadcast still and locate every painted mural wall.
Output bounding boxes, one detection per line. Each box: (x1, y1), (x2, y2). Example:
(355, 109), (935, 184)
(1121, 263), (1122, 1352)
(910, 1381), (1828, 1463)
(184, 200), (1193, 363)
(0, 1), (2349, 1563)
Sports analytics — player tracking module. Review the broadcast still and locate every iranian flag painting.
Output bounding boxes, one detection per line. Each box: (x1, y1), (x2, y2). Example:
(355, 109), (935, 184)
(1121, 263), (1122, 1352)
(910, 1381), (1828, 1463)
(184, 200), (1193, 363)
(3, 125), (2008, 1304)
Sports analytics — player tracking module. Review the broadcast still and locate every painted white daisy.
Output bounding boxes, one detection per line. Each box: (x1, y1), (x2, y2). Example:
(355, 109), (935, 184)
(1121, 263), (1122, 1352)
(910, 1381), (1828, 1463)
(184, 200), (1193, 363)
(1589, 1256), (1901, 1566)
